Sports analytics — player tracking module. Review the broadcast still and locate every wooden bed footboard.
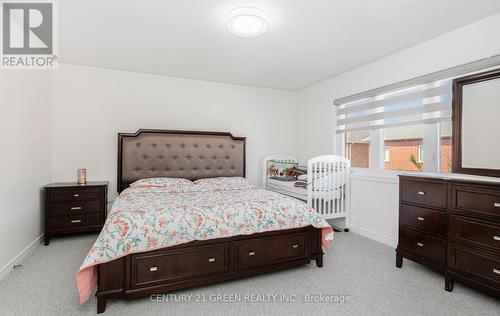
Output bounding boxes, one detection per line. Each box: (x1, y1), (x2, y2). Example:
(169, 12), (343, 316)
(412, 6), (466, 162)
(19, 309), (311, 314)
(96, 226), (324, 313)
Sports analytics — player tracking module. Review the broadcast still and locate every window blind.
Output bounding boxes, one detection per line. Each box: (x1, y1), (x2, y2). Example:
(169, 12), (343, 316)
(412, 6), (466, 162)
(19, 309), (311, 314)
(335, 54), (500, 134)
(336, 79), (452, 133)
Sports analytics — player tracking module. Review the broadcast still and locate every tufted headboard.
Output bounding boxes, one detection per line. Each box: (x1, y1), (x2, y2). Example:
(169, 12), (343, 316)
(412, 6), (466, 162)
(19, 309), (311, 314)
(117, 129), (246, 192)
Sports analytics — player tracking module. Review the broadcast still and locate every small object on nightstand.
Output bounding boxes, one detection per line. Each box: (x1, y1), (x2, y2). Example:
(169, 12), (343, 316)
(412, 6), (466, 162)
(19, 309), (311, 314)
(77, 169), (87, 184)
(44, 181), (108, 246)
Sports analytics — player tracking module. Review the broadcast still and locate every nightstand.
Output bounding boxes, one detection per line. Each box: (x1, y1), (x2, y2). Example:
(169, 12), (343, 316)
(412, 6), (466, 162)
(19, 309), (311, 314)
(44, 181), (108, 245)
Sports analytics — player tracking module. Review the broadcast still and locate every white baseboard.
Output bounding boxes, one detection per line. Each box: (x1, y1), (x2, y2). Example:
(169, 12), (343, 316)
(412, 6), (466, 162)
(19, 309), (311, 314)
(349, 225), (397, 248)
(0, 234), (43, 283)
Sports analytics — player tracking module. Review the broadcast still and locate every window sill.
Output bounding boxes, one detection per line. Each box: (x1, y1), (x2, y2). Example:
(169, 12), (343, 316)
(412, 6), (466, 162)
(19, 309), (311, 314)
(350, 168), (400, 183)
(350, 168), (460, 184)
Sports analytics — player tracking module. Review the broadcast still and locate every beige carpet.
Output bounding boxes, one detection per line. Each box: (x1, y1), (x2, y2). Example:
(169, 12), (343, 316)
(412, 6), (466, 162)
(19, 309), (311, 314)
(0, 232), (498, 315)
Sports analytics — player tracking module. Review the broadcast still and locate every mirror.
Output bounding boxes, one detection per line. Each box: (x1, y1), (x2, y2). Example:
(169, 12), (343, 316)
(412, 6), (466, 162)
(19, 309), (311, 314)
(452, 69), (500, 177)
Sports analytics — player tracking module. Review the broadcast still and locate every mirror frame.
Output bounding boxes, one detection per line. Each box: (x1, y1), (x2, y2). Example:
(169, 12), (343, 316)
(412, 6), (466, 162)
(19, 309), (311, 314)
(452, 68), (500, 178)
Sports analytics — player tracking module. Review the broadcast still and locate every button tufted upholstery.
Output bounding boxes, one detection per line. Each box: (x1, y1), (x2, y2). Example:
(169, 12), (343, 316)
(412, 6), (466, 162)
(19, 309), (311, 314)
(120, 131), (245, 189)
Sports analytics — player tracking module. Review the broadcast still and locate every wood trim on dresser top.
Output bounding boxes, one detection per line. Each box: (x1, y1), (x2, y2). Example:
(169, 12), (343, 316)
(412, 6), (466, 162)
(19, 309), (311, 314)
(396, 173), (500, 299)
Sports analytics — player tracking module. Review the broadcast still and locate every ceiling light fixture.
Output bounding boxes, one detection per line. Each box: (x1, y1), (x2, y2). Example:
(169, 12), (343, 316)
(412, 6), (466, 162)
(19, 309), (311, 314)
(226, 7), (268, 38)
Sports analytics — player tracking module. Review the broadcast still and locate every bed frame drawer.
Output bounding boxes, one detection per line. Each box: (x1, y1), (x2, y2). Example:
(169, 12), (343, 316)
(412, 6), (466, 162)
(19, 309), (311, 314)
(235, 232), (307, 270)
(131, 243), (229, 287)
(401, 179), (447, 209)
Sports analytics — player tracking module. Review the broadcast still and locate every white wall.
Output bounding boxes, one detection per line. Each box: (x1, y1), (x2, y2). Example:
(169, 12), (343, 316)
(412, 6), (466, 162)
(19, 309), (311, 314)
(296, 13), (500, 246)
(0, 70), (52, 275)
(51, 63), (298, 198)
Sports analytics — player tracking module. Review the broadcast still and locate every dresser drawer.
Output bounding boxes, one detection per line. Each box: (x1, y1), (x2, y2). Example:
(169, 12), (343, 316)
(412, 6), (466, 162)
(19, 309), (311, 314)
(236, 232), (307, 270)
(448, 244), (500, 284)
(399, 228), (446, 264)
(449, 215), (500, 253)
(46, 212), (102, 230)
(401, 204), (447, 237)
(49, 188), (102, 202)
(451, 185), (500, 221)
(401, 179), (447, 209)
(48, 200), (102, 216)
(131, 243), (228, 287)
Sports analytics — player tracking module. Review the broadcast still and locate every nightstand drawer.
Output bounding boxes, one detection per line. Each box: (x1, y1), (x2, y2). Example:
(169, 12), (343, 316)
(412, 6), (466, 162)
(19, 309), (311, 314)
(399, 228), (446, 264)
(401, 179), (447, 209)
(401, 204), (446, 237)
(49, 188), (102, 202)
(48, 200), (102, 216)
(46, 213), (102, 230)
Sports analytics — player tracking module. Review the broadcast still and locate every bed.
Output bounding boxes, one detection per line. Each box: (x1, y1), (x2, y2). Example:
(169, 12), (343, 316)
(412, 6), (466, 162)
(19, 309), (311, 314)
(76, 130), (333, 313)
(263, 154), (351, 231)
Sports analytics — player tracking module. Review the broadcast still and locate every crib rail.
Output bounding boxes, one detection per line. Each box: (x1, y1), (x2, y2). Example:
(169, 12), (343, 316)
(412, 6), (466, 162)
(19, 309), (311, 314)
(262, 154), (299, 187)
(307, 155), (351, 225)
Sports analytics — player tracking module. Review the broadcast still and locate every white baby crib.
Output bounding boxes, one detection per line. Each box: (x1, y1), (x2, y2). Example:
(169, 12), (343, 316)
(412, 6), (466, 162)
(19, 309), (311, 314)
(263, 154), (351, 231)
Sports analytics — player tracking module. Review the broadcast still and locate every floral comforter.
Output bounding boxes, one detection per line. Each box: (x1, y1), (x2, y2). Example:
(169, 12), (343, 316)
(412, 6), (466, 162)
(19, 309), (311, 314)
(77, 178), (333, 304)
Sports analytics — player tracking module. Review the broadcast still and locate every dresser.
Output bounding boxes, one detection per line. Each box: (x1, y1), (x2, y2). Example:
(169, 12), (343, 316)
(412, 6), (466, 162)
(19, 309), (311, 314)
(397, 174), (500, 298)
(44, 181), (108, 245)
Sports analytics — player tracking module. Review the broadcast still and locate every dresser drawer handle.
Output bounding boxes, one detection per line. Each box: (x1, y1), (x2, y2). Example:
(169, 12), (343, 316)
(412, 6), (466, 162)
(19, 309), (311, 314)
(70, 206), (82, 211)
(418, 191), (425, 195)
(417, 242), (424, 247)
(208, 257), (216, 262)
(73, 194), (80, 197)
(494, 203), (500, 208)
(417, 217), (424, 221)
(70, 219), (82, 224)
(292, 244), (299, 248)
(494, 268), (500, 275)
(149, 266), (158, 272)
(494, 236), (500, 241)
(248, 251), (256, 256)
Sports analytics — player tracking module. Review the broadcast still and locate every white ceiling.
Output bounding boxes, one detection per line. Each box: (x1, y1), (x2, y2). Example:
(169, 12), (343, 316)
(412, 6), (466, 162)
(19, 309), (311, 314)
(59, 0), (500, 90)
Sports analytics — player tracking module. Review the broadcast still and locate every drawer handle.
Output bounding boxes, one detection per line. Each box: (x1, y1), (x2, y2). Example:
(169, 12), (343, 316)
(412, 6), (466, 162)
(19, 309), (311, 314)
(248, 251), (256, 256)
(70, 219), (82, 224)
(292, 244), (299, 248)
(493, 268), (500, 275)
(417, 217), (424, 221)
(418, 191), (425, 195)
(73, 194), (80, 197)
(208, 257), (215, 262)
(70, 206), (82, 211)
(417, 242), (424, 247)
(494, 236), (500, 241)
(494, 203), (500, 208)
(149, 266), (158, 272)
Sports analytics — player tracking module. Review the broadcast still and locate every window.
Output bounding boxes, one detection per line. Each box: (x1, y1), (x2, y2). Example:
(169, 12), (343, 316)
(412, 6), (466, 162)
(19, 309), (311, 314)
(417, 145), (423, 163)
(336, 78), (453, 173)
(345, 131), (370, 168)
(383, 125), (425, 171)
(440, 121), (452, 173)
